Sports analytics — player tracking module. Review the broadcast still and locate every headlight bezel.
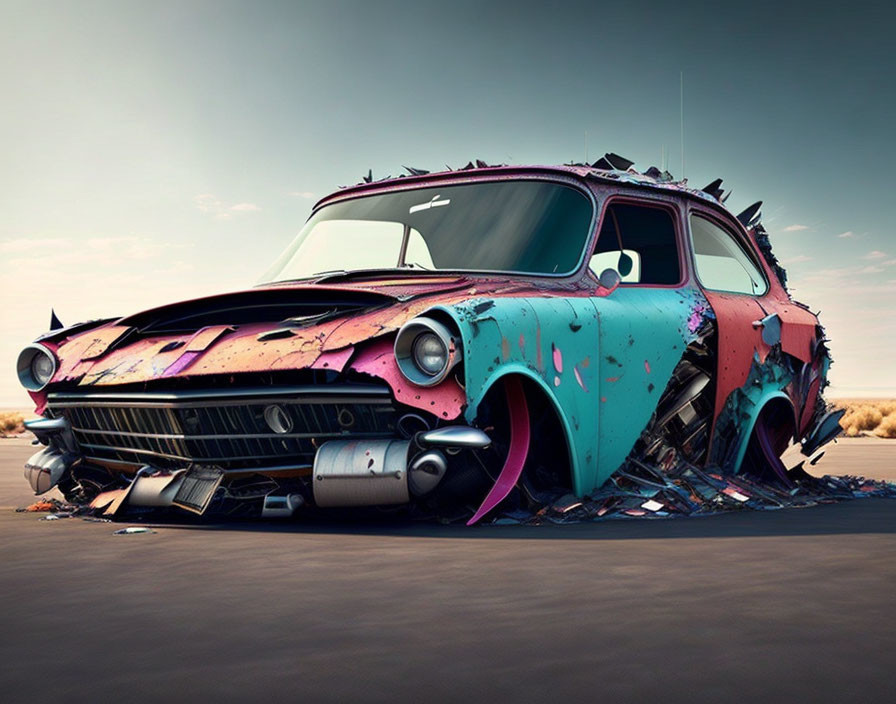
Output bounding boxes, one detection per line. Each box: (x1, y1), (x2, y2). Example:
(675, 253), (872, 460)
(17, 343), (58, 391)
(394, 317), (462, 387)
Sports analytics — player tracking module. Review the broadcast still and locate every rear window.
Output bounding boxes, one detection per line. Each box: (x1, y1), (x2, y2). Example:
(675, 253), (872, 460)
(690, 215), (767, 295)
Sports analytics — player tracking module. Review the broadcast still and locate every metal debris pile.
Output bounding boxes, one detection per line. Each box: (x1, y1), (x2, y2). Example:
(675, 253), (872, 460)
(493, 462), (896, 525)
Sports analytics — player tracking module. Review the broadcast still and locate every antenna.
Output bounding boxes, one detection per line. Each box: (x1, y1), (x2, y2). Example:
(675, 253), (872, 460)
(680, 71), (685, 180)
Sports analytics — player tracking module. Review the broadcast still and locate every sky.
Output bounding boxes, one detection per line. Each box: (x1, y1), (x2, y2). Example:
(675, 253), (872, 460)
(1, 0), (894, 405)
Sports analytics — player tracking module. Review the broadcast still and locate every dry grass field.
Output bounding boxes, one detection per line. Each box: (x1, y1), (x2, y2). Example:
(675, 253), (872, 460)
(834, 399), (896, 438)
(0, 411), (26, 437)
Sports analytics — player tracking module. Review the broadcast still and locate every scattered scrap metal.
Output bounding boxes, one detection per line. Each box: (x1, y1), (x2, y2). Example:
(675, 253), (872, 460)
(491, 463), (896, 525)
(16, 465), (896, 526)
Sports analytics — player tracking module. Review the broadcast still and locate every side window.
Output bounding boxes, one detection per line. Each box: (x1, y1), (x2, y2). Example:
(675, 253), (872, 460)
(589, 203), (680, 285)
(690, 214), (767, 295)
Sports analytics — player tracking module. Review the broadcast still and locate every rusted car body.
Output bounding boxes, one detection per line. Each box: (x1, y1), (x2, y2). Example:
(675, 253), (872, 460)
(16, 156), (842, 522)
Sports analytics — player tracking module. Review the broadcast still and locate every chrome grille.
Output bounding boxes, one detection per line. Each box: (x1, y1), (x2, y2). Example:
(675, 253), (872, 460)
(48, 385), (398, 470)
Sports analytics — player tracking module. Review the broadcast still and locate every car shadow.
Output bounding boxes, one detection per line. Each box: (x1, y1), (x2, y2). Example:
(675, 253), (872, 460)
(148, 497), (896, 540)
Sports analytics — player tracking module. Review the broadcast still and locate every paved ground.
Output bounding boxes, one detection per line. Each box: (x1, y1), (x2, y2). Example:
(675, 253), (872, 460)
(1, 437), (894, 703)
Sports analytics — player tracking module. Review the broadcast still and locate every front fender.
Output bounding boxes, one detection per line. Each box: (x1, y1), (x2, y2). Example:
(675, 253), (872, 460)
(430, 296), (600, 495)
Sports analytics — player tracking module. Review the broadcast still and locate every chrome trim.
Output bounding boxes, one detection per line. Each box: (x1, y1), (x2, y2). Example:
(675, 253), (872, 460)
(72, 427), (389, 441)
(24, 417), (70, 435)
(320, 470), (403, 480)
(50, 386), (401, 470)
(47, 385), (391, 408)
(25, 415), (79, 453)
(418, 426), (492, 449)
(394, 317), (462, 387)
(407, 449), (448, 496)
(77, 442), (312, 465)
(17, 343), (57, 392)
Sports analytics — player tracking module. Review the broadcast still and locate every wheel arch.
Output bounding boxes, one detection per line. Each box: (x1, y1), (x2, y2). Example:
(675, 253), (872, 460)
(463, 364), (579, 494)
(731, 391), (797, 474)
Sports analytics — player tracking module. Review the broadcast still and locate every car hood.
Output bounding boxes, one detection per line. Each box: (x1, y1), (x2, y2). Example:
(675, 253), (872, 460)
(46, 277), (548, 388)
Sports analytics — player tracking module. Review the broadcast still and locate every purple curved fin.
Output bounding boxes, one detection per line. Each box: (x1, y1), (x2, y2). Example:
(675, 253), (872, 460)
(755, 420), (792, 486)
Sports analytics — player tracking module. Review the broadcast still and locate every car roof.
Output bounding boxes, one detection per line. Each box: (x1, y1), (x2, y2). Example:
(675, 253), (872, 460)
(314, 155), (756, 231)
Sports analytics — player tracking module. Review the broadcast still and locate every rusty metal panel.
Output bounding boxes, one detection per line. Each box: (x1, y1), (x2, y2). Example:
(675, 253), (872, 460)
(703, 291), (768, 417)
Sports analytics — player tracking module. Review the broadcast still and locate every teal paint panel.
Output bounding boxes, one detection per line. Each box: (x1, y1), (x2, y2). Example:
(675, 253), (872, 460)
(593, 288), (702, 487)
(437, 287), (706, 495)
(437, 296), (600, 495)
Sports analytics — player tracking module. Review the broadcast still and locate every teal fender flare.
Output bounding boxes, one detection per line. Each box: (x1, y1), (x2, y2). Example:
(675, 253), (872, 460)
(730, 390), (793, 473)
(711, 350), (801, 473)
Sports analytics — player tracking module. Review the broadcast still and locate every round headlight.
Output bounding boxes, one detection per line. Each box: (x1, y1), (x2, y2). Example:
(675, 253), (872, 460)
(17, 344), (58, 391)
(413, 333), (448, 376)
(32, 352), (55, 387)
(394, 316), (463, 387)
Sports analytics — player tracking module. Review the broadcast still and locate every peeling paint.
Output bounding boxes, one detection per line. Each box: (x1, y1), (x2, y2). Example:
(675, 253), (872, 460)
(349, 337), (464, 420)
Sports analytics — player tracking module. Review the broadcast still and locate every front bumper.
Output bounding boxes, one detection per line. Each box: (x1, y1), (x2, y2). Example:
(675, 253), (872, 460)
(27, 388), (490, 514)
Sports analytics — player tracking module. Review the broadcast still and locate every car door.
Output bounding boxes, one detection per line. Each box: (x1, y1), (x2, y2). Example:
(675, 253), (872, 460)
(588, 195), (695, 488)
(687, 208), (773, 420)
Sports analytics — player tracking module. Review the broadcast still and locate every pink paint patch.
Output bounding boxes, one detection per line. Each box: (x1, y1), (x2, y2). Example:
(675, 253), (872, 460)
(600, 396), (607, 403)
(606, 376), (620, 383)
(554, 375), (561, 387)
(350, 337), (464, 420)
(687, 303), (707, 333)
(552, 343), (563, 373)
(518, 333), (526, 356)
(644, 360), (651, 374)
(574, 365), (588, 392)
(162, 351), (201, 377)
(467, 378), (530, 526)
(310, 346), (355, 371)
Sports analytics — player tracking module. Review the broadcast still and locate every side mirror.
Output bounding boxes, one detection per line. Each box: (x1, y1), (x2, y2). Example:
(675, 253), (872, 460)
(598, 268), (621, 293)
(617, 252), (633, 277)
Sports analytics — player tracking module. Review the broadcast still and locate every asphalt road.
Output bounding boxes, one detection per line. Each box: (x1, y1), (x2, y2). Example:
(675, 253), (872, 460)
(1, 437), (895, 703)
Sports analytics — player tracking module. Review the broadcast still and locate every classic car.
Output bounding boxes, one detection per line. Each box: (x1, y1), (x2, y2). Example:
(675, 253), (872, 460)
(16, 154), (843, 522)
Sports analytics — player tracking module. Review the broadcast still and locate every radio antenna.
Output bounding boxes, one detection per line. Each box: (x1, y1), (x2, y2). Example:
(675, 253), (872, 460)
(680, 71), (685, 180)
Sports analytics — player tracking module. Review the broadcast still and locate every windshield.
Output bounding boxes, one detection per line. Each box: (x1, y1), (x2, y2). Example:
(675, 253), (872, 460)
(261, 180), (593, 282)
